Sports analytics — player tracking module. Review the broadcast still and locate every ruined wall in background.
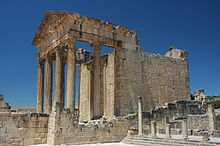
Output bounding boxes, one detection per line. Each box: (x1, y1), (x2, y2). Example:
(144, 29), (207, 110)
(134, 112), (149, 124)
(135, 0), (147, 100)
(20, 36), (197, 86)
(141, 52), (190, 111)
(0, 112), (48, 145)
(114, 48), (190, 116)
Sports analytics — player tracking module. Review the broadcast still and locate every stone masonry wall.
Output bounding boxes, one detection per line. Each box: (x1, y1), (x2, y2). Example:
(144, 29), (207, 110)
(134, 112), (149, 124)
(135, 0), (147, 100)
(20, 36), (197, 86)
(47, 103), (136, 145)
(80, 48), (190, 119)
(187, 115), (209, 130)
(0, 112), (48, 145)
(141, 52), (190, 110)
(114, 48), (190, 116)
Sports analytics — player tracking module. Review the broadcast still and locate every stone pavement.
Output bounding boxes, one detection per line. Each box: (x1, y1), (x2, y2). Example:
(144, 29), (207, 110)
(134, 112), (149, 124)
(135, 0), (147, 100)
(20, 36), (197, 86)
(122, 134), (220, 146)
(30, 142), (138, 146)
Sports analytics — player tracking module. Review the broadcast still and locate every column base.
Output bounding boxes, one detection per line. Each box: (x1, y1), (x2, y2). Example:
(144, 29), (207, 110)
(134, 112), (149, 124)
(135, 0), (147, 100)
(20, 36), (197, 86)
(91, 115), (102, 120)
(202, 138), (210, 142)
(149, 134), (157, 139)
(181, 137), (189, 141)
(138, 133), (143, 136)
(165, 135), (171, 139)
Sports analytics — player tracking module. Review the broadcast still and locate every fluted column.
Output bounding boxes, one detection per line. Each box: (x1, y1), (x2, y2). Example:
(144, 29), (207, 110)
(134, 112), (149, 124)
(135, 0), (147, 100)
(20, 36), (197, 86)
(37, 59), (44, 113)
(91, 42), (102, 119)
(66, 38), (76, 110)
(45, 55), (53, 113)
(54, 48), (64, 107)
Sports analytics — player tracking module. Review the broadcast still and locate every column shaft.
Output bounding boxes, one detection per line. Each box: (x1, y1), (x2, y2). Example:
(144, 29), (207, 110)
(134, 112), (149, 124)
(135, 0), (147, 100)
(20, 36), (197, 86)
(138, 96), (143, 135)
(66, 39), (76, 110)
(37, 60), (44, 113)
(165, 117), (171, 138)
(165, 124), (171, 138)
(182, 119), (188, 140)
(150, 121), (157, 138)
(208, 104), (215, 134)
(54, 48), (64, 106)
(45, 57), (53, 113)
(91, 42), (102, 119)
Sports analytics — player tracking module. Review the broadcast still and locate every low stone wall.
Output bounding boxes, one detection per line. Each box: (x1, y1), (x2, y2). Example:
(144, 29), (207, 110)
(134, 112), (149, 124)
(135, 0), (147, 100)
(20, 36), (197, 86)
(47, 103), (137, 145)
(187, 115), (209, 130)
(142, 100), (204, 125)
(0, 112), (49, 145)
(52, 120), (135, 145)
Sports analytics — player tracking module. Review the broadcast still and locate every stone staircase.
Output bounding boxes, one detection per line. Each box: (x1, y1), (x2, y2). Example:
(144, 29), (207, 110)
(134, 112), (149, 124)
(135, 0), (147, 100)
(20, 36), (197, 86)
(122, 135), (220, 146)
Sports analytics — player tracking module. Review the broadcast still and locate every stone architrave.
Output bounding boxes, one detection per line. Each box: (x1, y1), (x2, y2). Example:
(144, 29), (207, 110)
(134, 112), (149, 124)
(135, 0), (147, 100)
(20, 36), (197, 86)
(181, 119), (188, 140)
(37, 59), (44, 113)
(66, 38), (76, 110)
(91, 42), (102, 119)
(138, 96), (143, 135)
(45, 55), (53, 113)
(150, 121), (157, 138)
(54, 48), (64, 106)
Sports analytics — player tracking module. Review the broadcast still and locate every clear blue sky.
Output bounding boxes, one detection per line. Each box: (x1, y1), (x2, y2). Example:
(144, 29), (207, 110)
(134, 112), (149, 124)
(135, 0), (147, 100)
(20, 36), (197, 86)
(0, 0), (219, 107)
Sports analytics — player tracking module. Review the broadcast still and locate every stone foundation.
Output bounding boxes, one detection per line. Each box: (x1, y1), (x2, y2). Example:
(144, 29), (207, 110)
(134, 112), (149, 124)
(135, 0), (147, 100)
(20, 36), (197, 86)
(47, 102), (136, 145)
(0, 112), (49, 145)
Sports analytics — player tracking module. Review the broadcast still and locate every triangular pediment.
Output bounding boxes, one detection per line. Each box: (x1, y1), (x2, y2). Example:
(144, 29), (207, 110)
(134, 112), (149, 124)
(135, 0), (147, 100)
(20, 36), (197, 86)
(32, 11), (69, 46)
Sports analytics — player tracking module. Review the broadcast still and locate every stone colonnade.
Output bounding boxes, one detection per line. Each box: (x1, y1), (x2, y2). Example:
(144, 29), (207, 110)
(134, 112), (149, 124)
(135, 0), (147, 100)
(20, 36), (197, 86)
(136, 98), (192, 140)
(148, 119), (187, 139)
(37, 38), (103, 116)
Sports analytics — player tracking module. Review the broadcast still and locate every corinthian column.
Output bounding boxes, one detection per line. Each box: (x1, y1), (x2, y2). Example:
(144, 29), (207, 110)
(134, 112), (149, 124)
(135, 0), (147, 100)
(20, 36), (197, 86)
(37, 59), (44, 113)
(54, 48), (64, 107)
(66, 38), (76, 110)
(91, 42), (102, 119)
(45, 55), (53, 113)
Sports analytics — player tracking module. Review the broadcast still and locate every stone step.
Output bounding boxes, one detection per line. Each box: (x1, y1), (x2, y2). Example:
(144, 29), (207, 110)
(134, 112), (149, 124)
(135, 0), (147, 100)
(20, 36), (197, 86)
(123, 140), (167, 146)
(122, 135), (219, 146)
(123, 139), (195, 146)
(124, 136), (191, 144)
(135, 137), (219, 146)
(123, 139), (213, 146)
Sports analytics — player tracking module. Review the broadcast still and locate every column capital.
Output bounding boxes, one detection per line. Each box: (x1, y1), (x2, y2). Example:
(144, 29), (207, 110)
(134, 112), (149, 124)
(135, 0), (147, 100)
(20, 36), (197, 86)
(68, 38), (77, 49)
(45, 54), (53, 62)
(55, 48), (64, 57)
(90, 41), (103, 51)
(37, 58), (44, 68)
(138, 96), (142, 101)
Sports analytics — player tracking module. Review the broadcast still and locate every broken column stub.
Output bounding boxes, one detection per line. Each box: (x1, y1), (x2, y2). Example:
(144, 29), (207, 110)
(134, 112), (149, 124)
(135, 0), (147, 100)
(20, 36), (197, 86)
(208, 104), (215, 135)
(138, 96), (143, 135)
(181, 119), (188, 140)
(150, 121), (157, 138)
(164, 117), (171, 139)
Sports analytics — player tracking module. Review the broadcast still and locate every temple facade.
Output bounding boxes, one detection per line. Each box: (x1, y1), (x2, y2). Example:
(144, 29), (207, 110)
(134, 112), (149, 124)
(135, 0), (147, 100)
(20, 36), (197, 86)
(32, 11), (190, 121)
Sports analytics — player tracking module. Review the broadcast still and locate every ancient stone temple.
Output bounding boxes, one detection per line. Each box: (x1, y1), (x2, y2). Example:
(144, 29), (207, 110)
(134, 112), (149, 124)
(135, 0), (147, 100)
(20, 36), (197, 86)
(32, 11), (190, 121)
(2, 11), (220, 146)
